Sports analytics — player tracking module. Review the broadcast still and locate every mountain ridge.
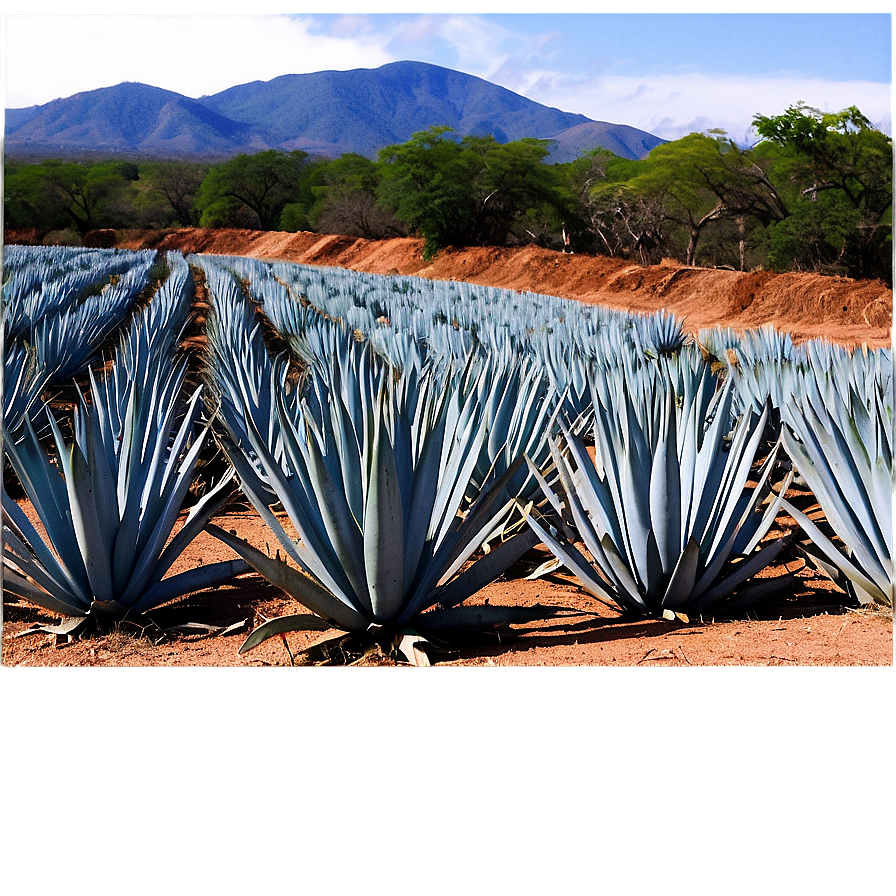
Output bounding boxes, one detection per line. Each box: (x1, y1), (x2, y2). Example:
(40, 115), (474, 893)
(5, 60), (665, 162)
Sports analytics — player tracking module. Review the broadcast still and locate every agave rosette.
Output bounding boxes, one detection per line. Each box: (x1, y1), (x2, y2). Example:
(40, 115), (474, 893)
(522, 354), (791, 616)
(208, 333), (545, 649)
(2, 311), (245, 621)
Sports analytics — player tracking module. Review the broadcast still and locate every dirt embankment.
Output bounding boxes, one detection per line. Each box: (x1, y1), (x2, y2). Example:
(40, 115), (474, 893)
(88, 226), (893, 349)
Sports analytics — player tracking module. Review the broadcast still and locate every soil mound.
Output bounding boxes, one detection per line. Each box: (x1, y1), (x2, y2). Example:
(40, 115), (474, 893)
(7, 226), (892, 347)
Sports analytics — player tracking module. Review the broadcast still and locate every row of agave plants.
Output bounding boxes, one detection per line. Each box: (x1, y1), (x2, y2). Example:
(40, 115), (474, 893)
(2, 246), (892, 661)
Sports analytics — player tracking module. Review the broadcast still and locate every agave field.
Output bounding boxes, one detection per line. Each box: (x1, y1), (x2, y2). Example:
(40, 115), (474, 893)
(2, 244), (893, 665)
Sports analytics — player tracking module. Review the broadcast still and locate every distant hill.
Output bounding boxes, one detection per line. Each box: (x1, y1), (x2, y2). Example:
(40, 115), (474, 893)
(5, 60), (665, 162)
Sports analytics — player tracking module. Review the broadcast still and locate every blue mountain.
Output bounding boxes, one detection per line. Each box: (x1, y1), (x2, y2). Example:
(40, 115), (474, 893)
(5, 61), (664, 162)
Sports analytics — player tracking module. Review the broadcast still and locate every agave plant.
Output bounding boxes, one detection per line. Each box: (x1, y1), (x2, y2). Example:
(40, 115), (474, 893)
(522, 359), (792, 617)
(2, 315), (247, 626)
(208, 337), (553, 659)
(3, 341), (49, 439)
(779, 371), (893, 607)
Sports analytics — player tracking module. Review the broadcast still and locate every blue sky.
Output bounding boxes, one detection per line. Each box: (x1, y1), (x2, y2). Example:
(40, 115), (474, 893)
(3, 6), (892, 144)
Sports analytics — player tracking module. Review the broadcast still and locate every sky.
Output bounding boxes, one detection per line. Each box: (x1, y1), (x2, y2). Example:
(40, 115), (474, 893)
(3, 5), (892, 145)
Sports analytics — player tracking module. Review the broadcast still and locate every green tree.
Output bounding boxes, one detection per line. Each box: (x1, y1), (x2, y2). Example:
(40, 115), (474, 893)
(276, 157), (332, 233)
(752, 103), (892, 281)
(624, 132), (786, 267)
(461, 134), (562, 247)
(377, 127), (564, 259)
(194, 150), (310, 231)
(565, 149), (658, 260)
(4, 159), (137, 234)
(377, 127), (474, 258)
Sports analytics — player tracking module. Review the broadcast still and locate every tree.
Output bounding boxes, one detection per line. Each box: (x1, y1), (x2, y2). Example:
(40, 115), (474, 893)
(460, 134), (562, 247)
(144, 161), (208, 226)
(4, 159), (137, 234)
(377, 127), (566, 259)
(625, 133), (786, 267)
(753, 103), (892, 281)
(566, 149), (658, 260)
(194, 150), (310, 231)
(377, 127), (475, 258)
(305, 153), (401, 239)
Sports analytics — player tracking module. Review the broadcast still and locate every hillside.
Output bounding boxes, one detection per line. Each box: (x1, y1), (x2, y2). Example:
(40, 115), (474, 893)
(103, 227), (892, 348)
(4, 61), (664, 162)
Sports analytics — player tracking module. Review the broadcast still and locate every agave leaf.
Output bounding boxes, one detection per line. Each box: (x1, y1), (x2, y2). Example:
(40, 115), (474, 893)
(559, 423), (623, 552)
(363, 408), (406, 622)
(2, 493), (91, 608)
(700, 404), (769, 558)
(520, 506), (621, 611)
(239, 613), (336, 655)
(207, 524), (370, 631)
(299, 416), (371, 609)
(150, 467), (238, 585)
(650, 397), (682, 578)
(130, 559), (251, 615)
(394, 632), (432, 666)
(686, 382), (735, 539)
(618, 396), (655, 587)
(525, 555), (564, 580)
(413, 454), (532, 607)
(783, 430), (889, 578)
(116, 428), (211, 606)
(779, 499), (889, 604)
(56, 408), (118, 602)
(234, 402), (361, 605)
(429, 527), (540, 612)
(783, 415), (887, 576)
(0, 533), (81, 612)
(735, 453), (792, 557)
(36, 616), (91, 638)
(524, 455), (567, 524)
(0, 565), (87, 617)
(401, 402), (449, 591)
(5, 416), (89, 584)
(660, 537), (701, 610)
(692, 535), (791, 611)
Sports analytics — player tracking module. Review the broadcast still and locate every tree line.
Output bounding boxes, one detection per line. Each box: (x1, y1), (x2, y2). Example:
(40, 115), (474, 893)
(4, 102), (891, 283)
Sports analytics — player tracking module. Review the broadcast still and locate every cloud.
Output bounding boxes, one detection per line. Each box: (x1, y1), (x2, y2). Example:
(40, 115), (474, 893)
(515, 70), (892, 143)
(371, 13), (564, 92)
(3, 14), (395, 107)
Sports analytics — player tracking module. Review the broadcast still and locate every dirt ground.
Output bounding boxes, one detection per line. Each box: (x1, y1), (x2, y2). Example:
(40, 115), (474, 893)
(1, 227), (892, 667)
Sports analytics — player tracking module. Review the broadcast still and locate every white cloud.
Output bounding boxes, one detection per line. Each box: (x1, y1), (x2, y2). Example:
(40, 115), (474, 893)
(515, 71), (892, 143)
(376, 13), (567, 94)
(3, 14), (395, 108)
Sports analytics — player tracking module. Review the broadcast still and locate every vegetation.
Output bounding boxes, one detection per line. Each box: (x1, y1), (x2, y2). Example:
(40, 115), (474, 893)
(2, 246), (892, 663)
(5, 102), (891, 281)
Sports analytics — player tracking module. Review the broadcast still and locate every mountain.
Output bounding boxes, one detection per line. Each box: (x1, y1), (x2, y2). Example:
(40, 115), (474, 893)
(4, 61), (664, 162)
(5, 82), (266, 158)
(545, 121), (668, 164)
